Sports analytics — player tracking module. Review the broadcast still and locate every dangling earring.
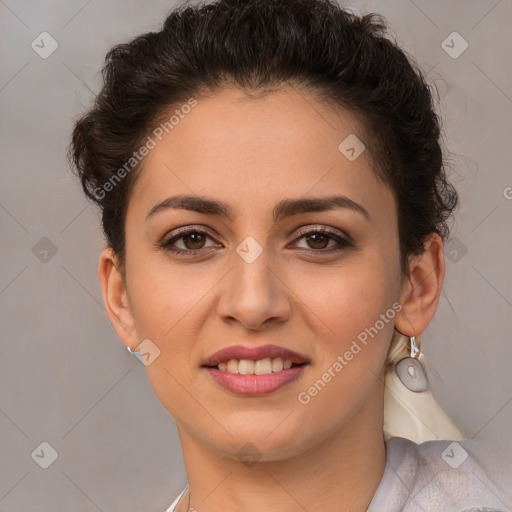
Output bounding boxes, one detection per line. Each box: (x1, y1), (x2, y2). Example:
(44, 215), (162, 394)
(395, 335), (428, 392)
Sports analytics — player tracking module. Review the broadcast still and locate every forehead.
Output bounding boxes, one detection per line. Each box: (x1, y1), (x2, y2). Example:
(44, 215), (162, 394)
(127, 85), (394, 223)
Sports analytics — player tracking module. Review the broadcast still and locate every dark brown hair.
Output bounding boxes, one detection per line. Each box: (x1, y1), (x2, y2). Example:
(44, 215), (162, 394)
(69, 0), (458, 276)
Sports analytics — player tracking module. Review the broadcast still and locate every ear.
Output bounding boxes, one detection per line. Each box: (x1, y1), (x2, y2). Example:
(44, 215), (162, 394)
(395, 233), (445, 337)
(98, 247), (139, 350)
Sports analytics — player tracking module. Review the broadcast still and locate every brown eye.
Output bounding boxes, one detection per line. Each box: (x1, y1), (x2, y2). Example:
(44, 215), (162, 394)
(292, 227), (352, 254)
(181, 232), (207, 250)
(304, 233), (330, 250)
(161, 228), (219, 255)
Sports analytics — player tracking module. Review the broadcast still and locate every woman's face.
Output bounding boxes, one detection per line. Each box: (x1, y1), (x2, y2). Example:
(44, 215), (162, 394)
(119, 86), (406, 460)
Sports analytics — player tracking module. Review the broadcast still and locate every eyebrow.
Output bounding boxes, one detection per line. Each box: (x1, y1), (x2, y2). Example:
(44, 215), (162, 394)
(146, 194), (371, 223)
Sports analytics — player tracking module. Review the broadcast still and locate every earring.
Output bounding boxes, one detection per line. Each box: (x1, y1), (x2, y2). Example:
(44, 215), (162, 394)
(395, 335), (428, 392)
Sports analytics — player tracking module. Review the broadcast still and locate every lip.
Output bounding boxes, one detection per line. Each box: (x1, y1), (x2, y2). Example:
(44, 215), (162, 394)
(204, 365), (308, 396)
(202, 344), (310, 367)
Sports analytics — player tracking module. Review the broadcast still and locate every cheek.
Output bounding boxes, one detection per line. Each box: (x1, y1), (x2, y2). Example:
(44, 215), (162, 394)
(127, 257), (210, 344)
(124, 250), (231, 399)
(289, 248), (400, 412)
(291, 261), (397, 427)
(124, 257), (210, 418)
(294, 251), (400, 346)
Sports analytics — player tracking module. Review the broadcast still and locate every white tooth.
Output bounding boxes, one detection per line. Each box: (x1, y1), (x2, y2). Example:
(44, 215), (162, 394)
(227, 359), (239, 374)
(271, 357), (284, 372)
(238, 359), (255, 375)
(219, 357), (295, 374)
(254, 358), (273, 375)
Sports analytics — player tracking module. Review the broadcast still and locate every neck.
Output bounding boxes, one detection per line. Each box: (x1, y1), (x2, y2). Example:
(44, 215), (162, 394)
(174, 387), (386, 512)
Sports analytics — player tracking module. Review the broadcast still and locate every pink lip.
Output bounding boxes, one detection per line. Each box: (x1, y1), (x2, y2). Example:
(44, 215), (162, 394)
(202, 344), (309, 367)
(204, 365), (308, 396)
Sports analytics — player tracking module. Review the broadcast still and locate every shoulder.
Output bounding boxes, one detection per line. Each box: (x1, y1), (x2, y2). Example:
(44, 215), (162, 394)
(368, 437), (509, 512)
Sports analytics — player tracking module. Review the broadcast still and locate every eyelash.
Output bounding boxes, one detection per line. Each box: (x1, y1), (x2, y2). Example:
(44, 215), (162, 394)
(159, 226), (353, 256)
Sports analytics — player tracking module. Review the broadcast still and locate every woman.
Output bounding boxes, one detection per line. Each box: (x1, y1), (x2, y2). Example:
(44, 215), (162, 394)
(69, 0), (509, 510)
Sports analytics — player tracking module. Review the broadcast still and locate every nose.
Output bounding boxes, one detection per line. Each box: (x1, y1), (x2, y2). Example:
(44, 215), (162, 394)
(216, 246), (291, 330)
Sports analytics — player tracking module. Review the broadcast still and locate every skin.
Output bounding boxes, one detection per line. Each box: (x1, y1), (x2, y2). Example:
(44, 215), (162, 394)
(98, 85), (444, 512)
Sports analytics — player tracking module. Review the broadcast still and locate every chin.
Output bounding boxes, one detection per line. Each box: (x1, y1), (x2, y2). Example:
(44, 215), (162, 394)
(215, 415), (326, 463)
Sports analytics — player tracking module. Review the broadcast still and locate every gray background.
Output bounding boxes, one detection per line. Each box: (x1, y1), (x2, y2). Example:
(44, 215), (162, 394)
(1, 0), (511, 510)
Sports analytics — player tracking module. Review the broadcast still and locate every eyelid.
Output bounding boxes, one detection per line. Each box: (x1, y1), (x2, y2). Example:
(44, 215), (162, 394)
(162, 224), (216, 239)
(159, 225), (221, 250)
(289, 225), (353, 252)
(160, 224), (353, 255)
(292, 224), (352, 242)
